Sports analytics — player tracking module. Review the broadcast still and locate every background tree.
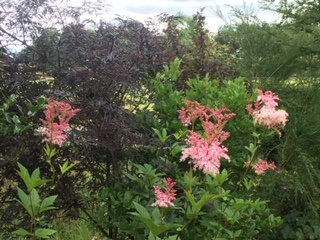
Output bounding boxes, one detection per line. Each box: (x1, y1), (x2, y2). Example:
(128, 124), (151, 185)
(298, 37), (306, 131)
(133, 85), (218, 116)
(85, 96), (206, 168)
(161, 10), (239, 89)
(0, 0), (164, 236)
(261, 0), (320, 80)
(214, 2), (320, 238)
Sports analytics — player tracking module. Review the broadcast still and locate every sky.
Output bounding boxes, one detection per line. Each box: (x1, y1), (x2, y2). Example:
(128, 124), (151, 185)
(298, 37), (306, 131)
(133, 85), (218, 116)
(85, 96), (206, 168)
(100, 0), (280, 32)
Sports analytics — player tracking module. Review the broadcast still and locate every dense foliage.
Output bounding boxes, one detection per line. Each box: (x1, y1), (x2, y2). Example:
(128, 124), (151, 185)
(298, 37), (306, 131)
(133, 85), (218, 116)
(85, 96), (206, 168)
(0, 0), (320, 239)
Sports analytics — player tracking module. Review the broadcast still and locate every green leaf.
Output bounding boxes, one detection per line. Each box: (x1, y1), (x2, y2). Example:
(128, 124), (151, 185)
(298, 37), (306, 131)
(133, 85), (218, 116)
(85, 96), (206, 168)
(44, 143), (56, 159)
(30, 188), (41, 216)
(28, 106), (38, 116)
(151, 207), (162, 225)
(37, 96), (46, 105)
(3, 102), (9, 111)
(243, 177), (256, 191)
(8, 94), (17, 105)
(171, 144), (184, 156)
(185, 191), (221, 214)
(16, 187), (33, 217)
(13, 124), (21, 134)
(252, 132), (260, 138)
(16, 104), (23, 114)
(12, 115), (21, 124)
(17, 163), (50, 191)
(30, 167), (41, 179)
(139, 216), (180, 237)
(185, 191), (196, 209)
(17, 163), (31, 190)
(194, 193), (215, 213)
(152, 127), (170, 143)
(59, 161), (76, 175)
(4, 112), (11, 122)
(245, 143), (258, 154)
(132, 202), (181, 237)
(215, 169), (229, 185)
(233, 199), (247, 211)
(148, 231), (162, 240)
(35, 228), (57, 238)
(13, 228), (31, 236)
(183, 169), (199, 189)
(167, 235), (180, 240)
(133, 163), (160, 180)
(40, 195), (58, 213)
(133, 201), (150, 218)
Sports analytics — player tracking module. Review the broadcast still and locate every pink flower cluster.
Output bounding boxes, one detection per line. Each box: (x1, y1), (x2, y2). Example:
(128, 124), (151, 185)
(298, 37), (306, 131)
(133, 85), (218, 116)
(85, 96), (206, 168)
(247, 89), (288, 136)
(252, 159), (277, 175)
(179, 100), (235, 175)
(152, 178), (177, 208)
(40, 98), (80, 147)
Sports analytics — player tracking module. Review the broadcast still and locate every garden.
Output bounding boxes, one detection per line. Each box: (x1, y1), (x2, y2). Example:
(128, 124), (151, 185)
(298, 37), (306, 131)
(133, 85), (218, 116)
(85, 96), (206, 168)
(1, 0), (320, 239)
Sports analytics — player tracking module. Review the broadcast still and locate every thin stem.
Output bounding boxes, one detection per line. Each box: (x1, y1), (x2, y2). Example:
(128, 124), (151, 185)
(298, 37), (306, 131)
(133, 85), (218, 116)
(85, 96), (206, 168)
(29, 193), (36, 239)
(238, 135), (260, 185)
(176, 167), (193, 240)
(45, 143), (56, 183)
(189, 165), (193, 193)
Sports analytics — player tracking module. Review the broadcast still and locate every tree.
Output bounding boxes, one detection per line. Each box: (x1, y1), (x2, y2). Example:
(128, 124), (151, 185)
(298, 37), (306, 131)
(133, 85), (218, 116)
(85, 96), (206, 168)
(261, 0), (320, 79)
(0, 1), (164, 236)
(161, 10), (239, 89)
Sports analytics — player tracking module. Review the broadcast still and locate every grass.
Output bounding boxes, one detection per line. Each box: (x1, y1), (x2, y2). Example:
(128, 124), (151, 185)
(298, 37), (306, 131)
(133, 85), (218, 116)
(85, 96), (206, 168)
(1, 218), (106, 240)
(49, 218), (103, 240)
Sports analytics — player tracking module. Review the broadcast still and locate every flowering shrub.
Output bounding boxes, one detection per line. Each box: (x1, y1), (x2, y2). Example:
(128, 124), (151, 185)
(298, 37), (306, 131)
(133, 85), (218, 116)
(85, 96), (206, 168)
(128, 61), (288, 239)
(247, 89), (288, 136)
(179, 100), (235, 175)
(40, 98), (80, 147)
(14, 98), (80, 239)
(131, 95), (287, 239)
(74, 60), (289, 239)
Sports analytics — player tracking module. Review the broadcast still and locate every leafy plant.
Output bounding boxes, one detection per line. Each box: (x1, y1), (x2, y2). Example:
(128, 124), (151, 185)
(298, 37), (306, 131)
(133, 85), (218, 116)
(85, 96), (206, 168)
(0, 94), (46, 135)
(12, 98), (80, 239)
(13, 163), (57, 239)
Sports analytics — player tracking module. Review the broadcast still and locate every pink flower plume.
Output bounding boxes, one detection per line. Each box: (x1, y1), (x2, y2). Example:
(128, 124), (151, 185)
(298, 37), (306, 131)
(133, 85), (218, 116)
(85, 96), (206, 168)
(179, 101), (235, 175)
(247, 89), (288, 136)
(152, 178), (177, 208)
(40, 98), (80, 147)
(252, 159), (277, 175)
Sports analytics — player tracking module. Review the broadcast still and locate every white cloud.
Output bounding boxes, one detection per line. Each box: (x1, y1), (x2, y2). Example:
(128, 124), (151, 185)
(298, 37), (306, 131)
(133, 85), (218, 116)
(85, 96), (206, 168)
(82, 0), (280, 32)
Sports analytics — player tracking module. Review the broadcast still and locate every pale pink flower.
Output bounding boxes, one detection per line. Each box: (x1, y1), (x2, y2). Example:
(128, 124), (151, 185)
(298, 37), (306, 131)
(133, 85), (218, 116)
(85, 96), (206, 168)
(179, 100), (235, 128)
(181, 131), (230, 175)
(247, 89), (288, 136)
(152, 178), (177, 208)
(40, 98), (80, 147)
(257, 89), (279, 108)
(251, 107), (288, 135)
(252, 159), (277, 175)
(179, 101), (235, 175)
